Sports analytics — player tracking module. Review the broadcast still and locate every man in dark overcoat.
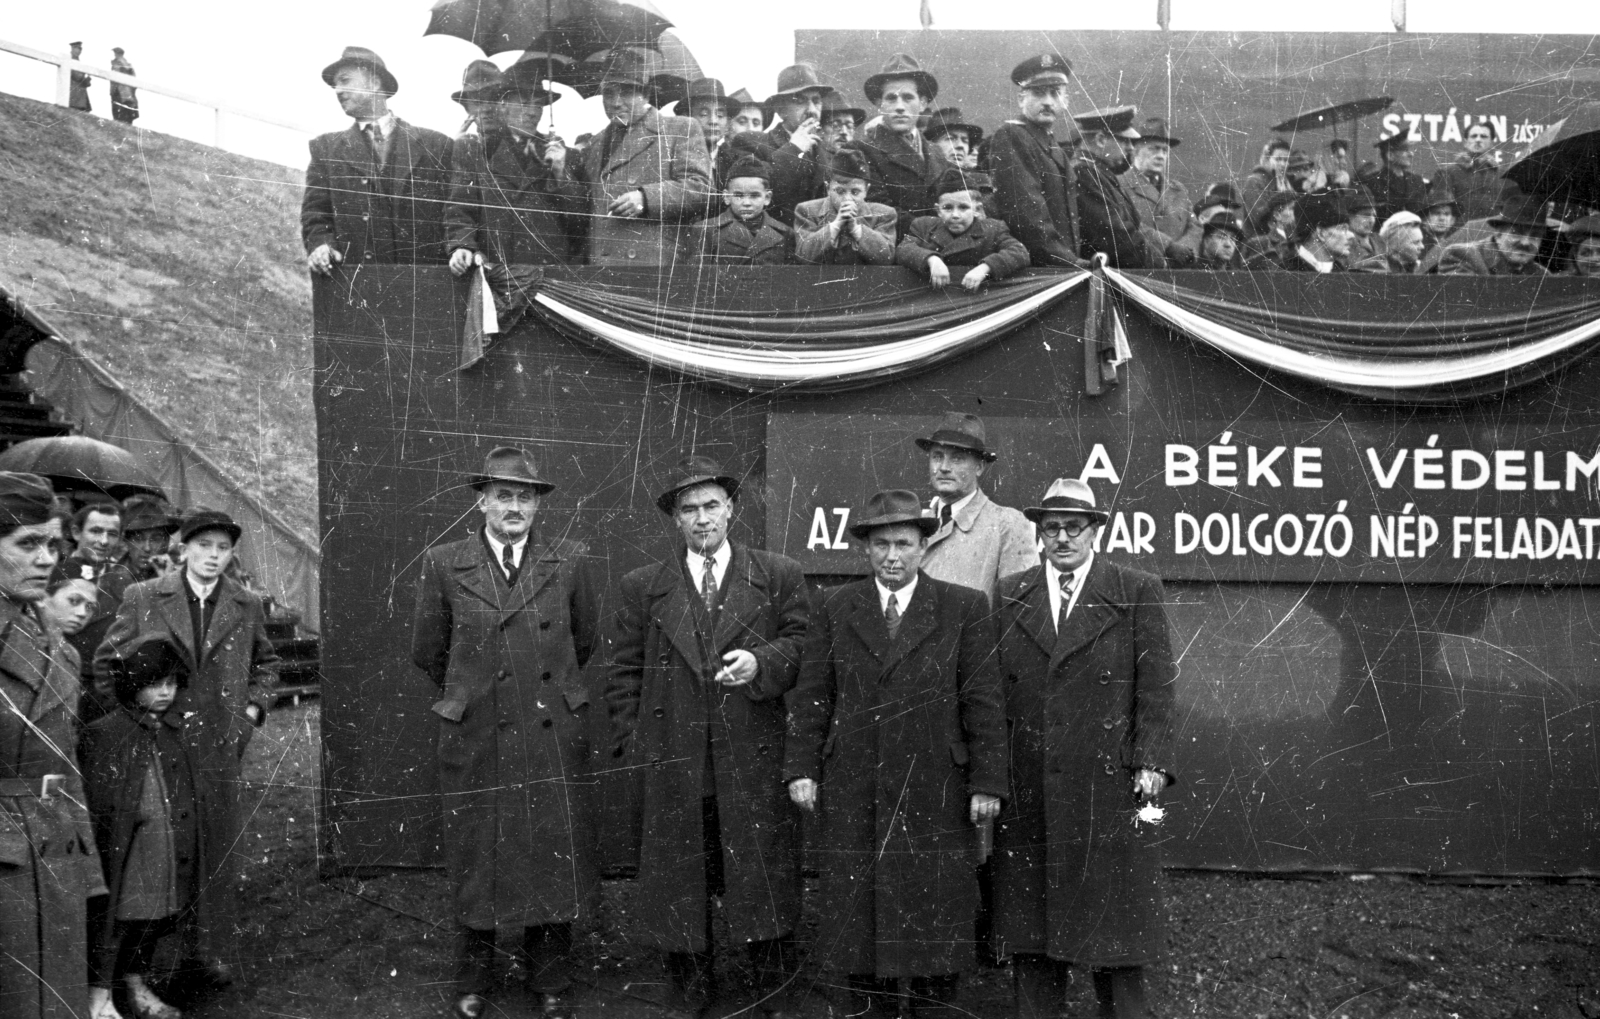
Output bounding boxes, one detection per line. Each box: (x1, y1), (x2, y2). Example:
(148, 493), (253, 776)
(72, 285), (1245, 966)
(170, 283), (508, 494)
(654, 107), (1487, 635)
(855, 54), (953, 236)
(445, 65), (582, 273)
(410, 447), (604, 1019)
(68, 41), (92, 112)
(301, 47), (453, 275)
(1074, 107), (1166, 268)
(990, 478), (1177, 1019)
(606, 456), (809, 1019)
(97, 507), (279, 989)
(786, 489), (1007, 1019)
(987, 55), (1085, 268)
(1357, 132), (1429, 225)
(763, 63), (832, 227)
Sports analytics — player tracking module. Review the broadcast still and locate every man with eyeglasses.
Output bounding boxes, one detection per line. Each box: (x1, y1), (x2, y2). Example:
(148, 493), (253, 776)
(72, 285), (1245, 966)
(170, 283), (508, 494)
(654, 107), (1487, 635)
(855, 53), (953, 236)
(989, 478), (1177, 1019)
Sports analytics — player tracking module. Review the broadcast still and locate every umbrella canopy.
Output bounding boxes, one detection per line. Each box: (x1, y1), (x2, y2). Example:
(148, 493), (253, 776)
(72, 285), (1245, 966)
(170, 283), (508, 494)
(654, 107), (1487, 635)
(522, 32), (701, 98)
(426, 0), (670, 57)
(1502, 103), (1600, 206)
(1270, 97), (1395, 134)
(0, 436), (162, 501)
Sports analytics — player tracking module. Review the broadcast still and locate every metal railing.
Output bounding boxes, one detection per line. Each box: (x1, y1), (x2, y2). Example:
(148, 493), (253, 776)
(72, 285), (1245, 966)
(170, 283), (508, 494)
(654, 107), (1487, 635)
(0, 37), (320, 150)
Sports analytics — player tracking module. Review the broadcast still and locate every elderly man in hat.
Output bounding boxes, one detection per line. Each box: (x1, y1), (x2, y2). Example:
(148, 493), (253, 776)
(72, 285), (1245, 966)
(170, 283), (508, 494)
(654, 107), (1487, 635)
(607, 456), (809, 1019)
(794, 145), (899, 265)
(1246, 190), (1352, 272)
(925, 108), (982, 171)
(762, 63), (833, 227)
(1120, 117), (1189, 245)
(446, 63), (582, 274)
(820, 91), (865, 149)
(914, 412), (1036, 603)
(1357, 131), (1428, 224)
(1073, 106), (1166, 268)
(98, 507), (279, 991)
(786, 488), (1006, 1018)
(1163, 182), (1245, 269)
(0, 473), (109, 1019)
(410, 447), (603, 1019)
(302, 47), (454, 275)
(990, 478), (1177, 1019)
(570, 50), (712, 265)
(856, 54), (953, 236)
(1438, 192), (1552, 276)
(988, 54), (1086, 268)
(451, 59), (506, 138)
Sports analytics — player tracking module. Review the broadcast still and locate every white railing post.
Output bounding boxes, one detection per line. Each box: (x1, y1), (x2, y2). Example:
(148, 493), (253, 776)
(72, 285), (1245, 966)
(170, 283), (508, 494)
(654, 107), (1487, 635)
(214, 107), (226, 149)
(54, 57), (70, 106)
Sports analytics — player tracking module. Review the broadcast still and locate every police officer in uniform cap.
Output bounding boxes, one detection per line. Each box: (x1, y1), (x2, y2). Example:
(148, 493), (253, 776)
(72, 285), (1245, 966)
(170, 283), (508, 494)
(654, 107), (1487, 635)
(986, 54), (1085, 268)
(1072, 105), (1165, 268)
(1358, 131), (1429, 225)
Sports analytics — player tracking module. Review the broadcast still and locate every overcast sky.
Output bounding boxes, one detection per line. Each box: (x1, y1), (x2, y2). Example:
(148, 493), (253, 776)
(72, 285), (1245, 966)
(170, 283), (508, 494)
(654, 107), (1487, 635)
(1, 0), (1594, 167)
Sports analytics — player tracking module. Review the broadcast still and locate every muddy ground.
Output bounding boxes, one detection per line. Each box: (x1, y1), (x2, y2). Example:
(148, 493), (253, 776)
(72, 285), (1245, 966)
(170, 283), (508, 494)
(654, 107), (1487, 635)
(153, 704), (1598, 1019)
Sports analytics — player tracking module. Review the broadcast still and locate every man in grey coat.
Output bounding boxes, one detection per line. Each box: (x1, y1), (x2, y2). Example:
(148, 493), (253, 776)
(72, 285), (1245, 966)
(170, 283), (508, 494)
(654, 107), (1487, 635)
(410, 447), (603, 1019)
(916, 412), (1037, 604)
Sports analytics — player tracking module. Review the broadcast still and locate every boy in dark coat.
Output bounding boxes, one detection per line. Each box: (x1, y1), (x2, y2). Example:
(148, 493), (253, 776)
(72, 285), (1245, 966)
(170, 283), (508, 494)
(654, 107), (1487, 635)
(693, 154), (794, 265)
(83, 636), (208, 1019)
(896, 169), (1030, 289)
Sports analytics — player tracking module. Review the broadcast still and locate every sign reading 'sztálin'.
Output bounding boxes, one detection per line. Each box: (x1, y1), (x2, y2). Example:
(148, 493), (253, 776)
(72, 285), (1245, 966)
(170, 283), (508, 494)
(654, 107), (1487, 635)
(766, 414), (1600, 584)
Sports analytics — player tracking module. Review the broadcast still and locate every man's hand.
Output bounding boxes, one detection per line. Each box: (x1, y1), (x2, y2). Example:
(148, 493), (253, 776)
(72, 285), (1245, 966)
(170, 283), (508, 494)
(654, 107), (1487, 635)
(246, 703), (264, 726)
(448, 248), (480, 277)
(544, 134), (567, 175)
(927, 256), (951, 288)
(608, 189), (646, 218)
(961, 264), (991, 291)
(789, 118), (820, 154)
(1133, 768), (1167, 799)
(713, 648), (758, 687)
(969, 793), (1001, 824)
(789, 777), (817, 812)
(308, 243), (342, 276)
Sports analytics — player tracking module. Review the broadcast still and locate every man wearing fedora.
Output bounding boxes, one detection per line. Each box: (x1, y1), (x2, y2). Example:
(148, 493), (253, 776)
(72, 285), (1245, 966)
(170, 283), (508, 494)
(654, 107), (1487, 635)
(302, 47), (454, 276)
(1120, 117), (1190, 246)
(915, 412), (1036, 605)
(820, 91), (865, 150)
(856, 54), (954, 236)
(764, 63), (832, 227)
(570, 50), (711, 265)
(989, 478), (1177, 1019)
(1245, 190), (1352, 273)
(786, 488), (1006, 1018)
(794, 145), (900, 265)
(988, 55), (1086, 269)
(410, 447), (604, 1019)
(680, 77), (741, 190)
(1162, 182), (1246, 269)
(606, 456), (809, 1019)
(1357, 131), (1428, 224)
(1074, 106), (1166, 269)
(1438, 190), (1552, 276)
(446, 63), (583, 274)
(450, 59), (506, 138)
(98, 507), (279, 990)
(925, 108), (982, 171)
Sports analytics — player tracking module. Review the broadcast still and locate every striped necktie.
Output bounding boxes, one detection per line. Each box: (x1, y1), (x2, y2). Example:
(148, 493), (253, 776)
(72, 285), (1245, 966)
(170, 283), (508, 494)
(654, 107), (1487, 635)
(885, 591), (901, 638)
(1056, 571), (1075, 631)
(700, 554), (717, 613)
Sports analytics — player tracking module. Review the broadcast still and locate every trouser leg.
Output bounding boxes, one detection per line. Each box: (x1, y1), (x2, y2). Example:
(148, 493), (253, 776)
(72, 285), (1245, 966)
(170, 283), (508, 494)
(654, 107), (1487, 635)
(1091, 966), (1148, 1019)
(747, 934), (797, 1012)
(1013, 953), (1070, 1019)
(521, 923), (573, 995)
(454, 925), (496, 996)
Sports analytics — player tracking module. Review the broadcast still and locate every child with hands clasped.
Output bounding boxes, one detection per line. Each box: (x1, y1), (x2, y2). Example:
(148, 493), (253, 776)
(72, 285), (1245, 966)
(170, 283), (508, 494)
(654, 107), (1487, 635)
(897, 168), (1031, 290)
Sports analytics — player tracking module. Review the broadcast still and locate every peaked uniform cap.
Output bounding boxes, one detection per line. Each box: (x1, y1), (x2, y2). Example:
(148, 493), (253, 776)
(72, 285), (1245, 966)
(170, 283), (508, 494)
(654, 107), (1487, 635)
(469, 446), (555, 493)
(1024, 478), (1110, 523)
(913, 412), (998, 462)
(847, 489), (938, 540)
(924, 107), (983, 144)
(766, 63), (829, 105)
(1075, 105), (1140, 138)
(864, 53), (939, 105)
(322, 46), (398, 96)
(1011, 53), (1072, 88)
(452, 59), (504, 104)
(0, 472), (55, 529)
(656, 456), (740, 514)
(1135, 116), (1181, 146)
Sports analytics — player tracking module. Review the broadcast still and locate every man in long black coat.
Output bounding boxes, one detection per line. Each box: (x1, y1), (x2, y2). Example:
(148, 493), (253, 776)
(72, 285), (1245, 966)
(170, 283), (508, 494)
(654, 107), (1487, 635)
(786, 489), (1007, 1019)
(1073, 107), (1165, 268)
(991, 479), (1177, 1019)
(763, 63), (831, 227)
(855, 54), (952, 236)
(411, 447), (603, 1019)
(1358, 132), (1429, 225)
(301, 47), (452, 275)
(607, 456), (809, 1019)
(987, 54), (1085, 269)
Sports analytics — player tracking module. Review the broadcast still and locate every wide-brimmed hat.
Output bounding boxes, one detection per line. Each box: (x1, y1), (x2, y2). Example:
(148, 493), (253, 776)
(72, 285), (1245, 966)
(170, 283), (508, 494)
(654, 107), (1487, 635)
(321, 46), (398, 96)
(1374, 131), (1415, 152)
(121, 494), (177, 535)
(1193, 181), (1244, 214)
(1488, 191), (1550, 232)
(655, 455), (740, 514)
(469, 446), (555, 493)
(598, 50), (651, 88)
(766, 63), (829, 106)
(502, 55), (564, 103)
(923, 107), (982, 144)
(864, 53), (939, 105)
(847, 489), (938, 540)
(1010, 53), (1072, 89)
(106, 635), (187, 706)
(1422, 178), (1461, 214)
(827, 144), (875, 183)
(1074, 105), (1140, 139)
(726, 87), (764, 114)
(683, 77), (739, 116)
(1023, 478), (1110, 524)
(452, 60), (504, 105)
(913, 412), (998, 462)
(1204, 215), (1246, 240)
(178, 507), (242, 545)
(1340, 184), (1377, 215)
(1135, 116), (1180, 146)
(1295, 190), (1347, 236)
(819, 90), (865, 125)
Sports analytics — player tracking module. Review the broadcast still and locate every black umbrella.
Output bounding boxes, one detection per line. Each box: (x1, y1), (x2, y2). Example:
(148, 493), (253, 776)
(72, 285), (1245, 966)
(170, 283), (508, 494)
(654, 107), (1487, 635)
(521, 33), (701, 99)
(425, 0), (670, 57)
(0, 436), (163, 501)
(1502, 103), (1600, 206)
(1270, 96), (1394, 153)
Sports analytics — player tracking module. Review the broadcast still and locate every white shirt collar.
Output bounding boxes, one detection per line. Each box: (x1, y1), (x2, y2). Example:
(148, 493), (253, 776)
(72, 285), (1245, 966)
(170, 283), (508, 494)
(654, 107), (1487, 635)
(930, 489), (978, 521)
(686, 539), (732, 590)
(875, 573), (919, 614)
(1297, 244), (1335, 273)
(186, 572), (219, 601)
(357, 111), (396, 134)
(484, 530), (529, 574)
(1045, 553), (1094, 630)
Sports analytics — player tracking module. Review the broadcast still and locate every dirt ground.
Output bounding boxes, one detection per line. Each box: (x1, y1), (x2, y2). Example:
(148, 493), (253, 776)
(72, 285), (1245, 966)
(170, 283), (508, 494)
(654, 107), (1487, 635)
(155, 703), (1599, 1019)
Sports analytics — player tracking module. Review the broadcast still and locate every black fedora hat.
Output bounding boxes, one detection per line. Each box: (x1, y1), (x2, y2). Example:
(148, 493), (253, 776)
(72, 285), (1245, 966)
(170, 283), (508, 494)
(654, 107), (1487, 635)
(864, 53), (939, 105)
(1193, 181), (1244, 214)
(847, 489), (938, 540)
(913, 412), (998, 462)
(121, 494), (177, 535)
(820, 90), (866, 125)
(502, 55), (564, 103)
(766, 63), (829, 106)
(321, 46), (398, 97)
(655, 456), (740, 515)
(1135, 116), (1181, 147)
(469, 446), (555, 493)
(924, 107), (983, 144)
(1488, 191), (1550, 232)
(683, 77), (739, 116)
(452, 59), (503, 105)
(178, 507), (242, 545)
(1023, 478), (1110, 524)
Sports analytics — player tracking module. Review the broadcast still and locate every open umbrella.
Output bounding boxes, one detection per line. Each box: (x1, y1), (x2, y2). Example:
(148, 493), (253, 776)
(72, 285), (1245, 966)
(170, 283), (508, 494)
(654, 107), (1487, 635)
(0, 436), (162, 501)
(1270, 96), (1394, 153)
(1501, 103), (1600, 206)
(425, 0), (670, 56)
(518, 32), (701, 99)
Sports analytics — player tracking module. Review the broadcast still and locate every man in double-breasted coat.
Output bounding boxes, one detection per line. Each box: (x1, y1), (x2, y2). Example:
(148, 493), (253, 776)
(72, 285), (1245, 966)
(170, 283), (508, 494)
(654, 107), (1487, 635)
(410, 447), (603, 1019)
(991, 478), (1177, 1019)
(607, 456), (809, 1019)
(301, 47), (453, 275)
(987, 55), (1085, 269)
(0, 473), (107, 1019)
(571, 51), (712, 266)
(786, 489), (1007, 1019)
(98, 507), (279, 989)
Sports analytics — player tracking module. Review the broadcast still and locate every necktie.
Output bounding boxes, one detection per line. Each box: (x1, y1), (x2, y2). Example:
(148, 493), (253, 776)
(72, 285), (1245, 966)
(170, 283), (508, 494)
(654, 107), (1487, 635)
(1146, 170), (1163, 190)
(939, 503), (953, 528)
(885, 591), (901, 639)
(502, 542), (518, 585)
(365, 121), (385, 151)
(1056, 572), (1075, 631)
(701, 554), (718, 613)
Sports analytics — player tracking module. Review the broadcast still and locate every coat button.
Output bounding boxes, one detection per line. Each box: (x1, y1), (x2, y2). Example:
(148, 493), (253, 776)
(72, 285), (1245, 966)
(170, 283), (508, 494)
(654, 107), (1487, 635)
(541, 671), (552, 681)
(361, 178), (369, 185)
(1098, 677), (1110, 685)
(540, 619), (552, 629)
(541, 718), (553, 728)
(627, 250), (637, 259)
(653, 707), (665, 718)
(497, 670), (510, 681)
(1104, 763), (1116, 775)
(1102, 718), (1115, 730)
(499, 720), (513, 729)
(658, 654), (670, 663)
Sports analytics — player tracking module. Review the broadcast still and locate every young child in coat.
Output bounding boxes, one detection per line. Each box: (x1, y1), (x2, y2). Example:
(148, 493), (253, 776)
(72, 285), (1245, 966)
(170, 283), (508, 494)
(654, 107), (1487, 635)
(82, 636), (208, 1019)
(693, 152), (794, 264)
(896, 168), (1031, 290)
(793, 144), (900, 265)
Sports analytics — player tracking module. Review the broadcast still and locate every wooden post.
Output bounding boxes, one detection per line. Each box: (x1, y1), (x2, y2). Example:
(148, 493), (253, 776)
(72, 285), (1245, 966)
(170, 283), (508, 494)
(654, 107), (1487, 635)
(55, 58), (71, 107)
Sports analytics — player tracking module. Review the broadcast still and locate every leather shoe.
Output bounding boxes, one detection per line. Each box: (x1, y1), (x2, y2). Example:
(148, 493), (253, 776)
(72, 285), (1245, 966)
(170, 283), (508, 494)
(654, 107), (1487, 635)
(452, 993), (486, 1019)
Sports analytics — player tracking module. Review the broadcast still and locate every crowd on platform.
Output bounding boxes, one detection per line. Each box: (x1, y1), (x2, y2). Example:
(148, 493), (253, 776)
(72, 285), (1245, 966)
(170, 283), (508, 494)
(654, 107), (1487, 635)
(2, 478), (278, 1019)
(299, 45), (1600, 283)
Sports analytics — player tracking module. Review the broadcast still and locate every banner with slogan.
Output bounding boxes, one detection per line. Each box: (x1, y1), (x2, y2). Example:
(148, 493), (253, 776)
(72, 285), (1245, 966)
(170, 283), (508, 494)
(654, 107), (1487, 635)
(765, 413), (1600, 585)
